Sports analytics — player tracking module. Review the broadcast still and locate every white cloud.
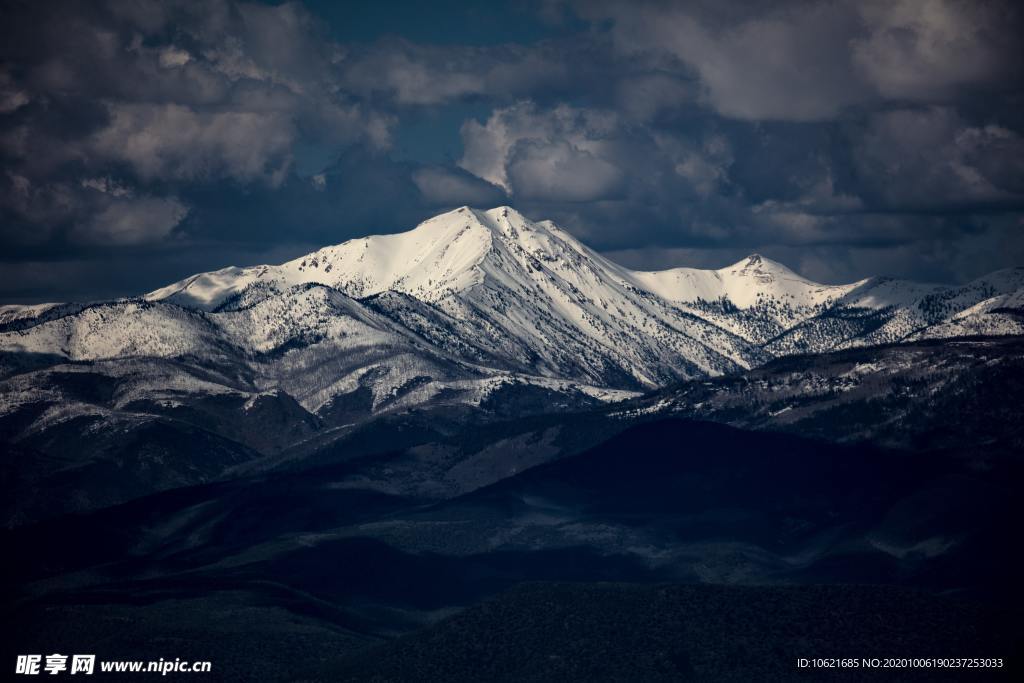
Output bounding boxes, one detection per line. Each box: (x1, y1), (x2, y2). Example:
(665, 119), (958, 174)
(90, 103), (296, 185)
(73, 196), (189, 245)
(346, 49), (486, 105)
(458, 102), (621, 196)
(80, 177), (133, 198)
(508, 139), (624, 202)
(655, 133), (733, 198)
(158, 47), (192, 69)
(852, 0), (1016, 99)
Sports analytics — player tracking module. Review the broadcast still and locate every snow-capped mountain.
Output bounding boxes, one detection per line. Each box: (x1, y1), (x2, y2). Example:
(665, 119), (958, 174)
(4, 206), (1024, 396)
(2, 204), (1021, 478)
(2, 205), (1023, 523)
(145, 206), (760, 386)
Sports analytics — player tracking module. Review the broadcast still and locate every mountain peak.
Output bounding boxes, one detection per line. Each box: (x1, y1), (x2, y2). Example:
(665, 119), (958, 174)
(481, 205), (534, 232)
(726, 253), (791, 275)
(145, 208), (843, 314)
(434, 205), (536, 237)
(485, 205), (521, 218)
(14, 202), (1023, 400)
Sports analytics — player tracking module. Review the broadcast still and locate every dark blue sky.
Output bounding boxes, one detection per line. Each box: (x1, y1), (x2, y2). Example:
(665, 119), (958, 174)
(306, 0), (579, 46)
(1, 0), (1022, 302)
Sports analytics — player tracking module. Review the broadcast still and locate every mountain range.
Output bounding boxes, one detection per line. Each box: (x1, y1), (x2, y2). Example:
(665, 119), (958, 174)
(4, 207), (1024, 679)
(4, 205), (1023, 392)
(2, 206), (1023, 524)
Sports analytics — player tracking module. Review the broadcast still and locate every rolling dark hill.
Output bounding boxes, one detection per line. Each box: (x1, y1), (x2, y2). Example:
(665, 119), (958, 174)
(4, 418), (1021, 680)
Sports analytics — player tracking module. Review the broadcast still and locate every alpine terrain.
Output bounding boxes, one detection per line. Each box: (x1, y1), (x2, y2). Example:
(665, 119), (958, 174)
(2, 206), (1023, 522)
(3, 206), (1023, 680)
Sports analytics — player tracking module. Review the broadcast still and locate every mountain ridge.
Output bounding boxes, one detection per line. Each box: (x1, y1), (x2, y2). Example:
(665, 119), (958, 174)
(1, 206), (1022, 525)
(3, 206), (1023, 389)
(142, 206), (864, 313)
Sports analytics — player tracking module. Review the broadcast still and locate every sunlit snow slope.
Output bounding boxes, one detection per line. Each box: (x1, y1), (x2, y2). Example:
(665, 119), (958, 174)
(3, 206), (1023, 402)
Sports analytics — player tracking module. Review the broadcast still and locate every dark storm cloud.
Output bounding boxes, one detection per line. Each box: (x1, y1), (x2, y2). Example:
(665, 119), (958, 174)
(451, 92), (1024, 282)
(0, 0), (1022, 302)
(338, 38), (584, 106)
(411, 166), (505, 207)
(572, 0), (1023, 121)
(0, 0), (390, 251)
(851, 107), (1024, 208)
(439, 0), (1024, 280)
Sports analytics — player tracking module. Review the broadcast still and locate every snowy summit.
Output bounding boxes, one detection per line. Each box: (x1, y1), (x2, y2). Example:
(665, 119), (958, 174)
(1, 206), (1022, 416)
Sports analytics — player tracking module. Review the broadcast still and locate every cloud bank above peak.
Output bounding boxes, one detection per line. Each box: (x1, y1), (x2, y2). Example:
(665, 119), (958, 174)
(0, 0), (1021, 302)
